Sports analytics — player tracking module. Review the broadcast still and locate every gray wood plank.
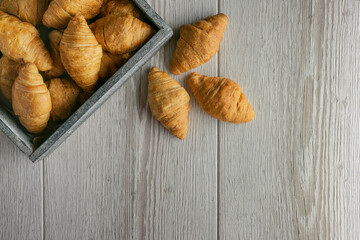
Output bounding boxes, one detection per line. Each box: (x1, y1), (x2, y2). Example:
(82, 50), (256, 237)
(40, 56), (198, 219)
(0, 133), (43, 240)
(43, 0), (218, 239)
(219, 0), (360, 239)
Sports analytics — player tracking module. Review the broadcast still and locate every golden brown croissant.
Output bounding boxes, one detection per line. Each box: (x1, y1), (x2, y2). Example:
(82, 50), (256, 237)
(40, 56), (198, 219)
(148, 67), (190, 140)
(47, 78), (81, 122)
(45, 30), (65, 79)
(12, 63), (52, 134)
(90, 14), (155, 54)
(100, 0), (144, 20)
(0, 0), (50, 26)
(171, 13), (228, 75)
(60, 15), (102, 92)
(0, 11), (53, 71)
(42, 0), (104, 29)
(188, 72), (254, 123)
(99, 51), (133, 81)
(0, 56), (22, 102)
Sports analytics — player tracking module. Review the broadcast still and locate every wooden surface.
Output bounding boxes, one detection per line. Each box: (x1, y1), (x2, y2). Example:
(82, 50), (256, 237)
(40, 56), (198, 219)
(1, 0), (359, 239)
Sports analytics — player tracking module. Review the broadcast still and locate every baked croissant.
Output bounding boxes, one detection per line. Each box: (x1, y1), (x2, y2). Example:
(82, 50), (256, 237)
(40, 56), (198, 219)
(171, 13), (228, 75)
(0, 0), (50, 26)
(90, 14), (155, 54)
(100, 0), (144, 20)
(99, 51), (133, 81)
(0, 56), (22, 102)
(42, 0), (104, 29)
(60, 15), (102, 92)
(0, 11), (53, 71)
(188, 72), (254, 123)
(12, 63), (52, 134)
(45, 30), (65, 79)
(47, 78), (81, 122)
(148, 67), (190, 140)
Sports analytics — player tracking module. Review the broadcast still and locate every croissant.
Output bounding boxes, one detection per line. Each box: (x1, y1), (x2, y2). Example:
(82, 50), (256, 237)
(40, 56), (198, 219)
(12, 63), (52, 134)
(42, 0), (104, 29)
(60, 15), (102, 92)
(0, 56), (22, 102)
(45, 30), (65, 79)
(90, 14), (155, 54)
(47, 78), (81, 122)
(148, 67), (190, 140)
(188, 72), (254, 123)
(0, 11), (53, 71)
(171, 13), (228, 75)
(100, 0), (144, 20)
(99, 51), (133, 81)
(0, 0), (50, 26)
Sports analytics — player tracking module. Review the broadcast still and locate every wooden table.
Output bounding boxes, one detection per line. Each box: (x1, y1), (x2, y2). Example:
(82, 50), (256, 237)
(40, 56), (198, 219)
(1, 0), (359, 239)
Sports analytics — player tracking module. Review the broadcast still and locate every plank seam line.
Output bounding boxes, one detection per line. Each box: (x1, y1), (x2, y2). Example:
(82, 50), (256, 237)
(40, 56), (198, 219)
(216, 1), (221, 240)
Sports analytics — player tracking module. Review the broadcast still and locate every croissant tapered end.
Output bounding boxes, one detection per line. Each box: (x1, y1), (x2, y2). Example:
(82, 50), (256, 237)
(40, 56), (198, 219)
(188, 72), (254, 124)
(60, 15), (102, 92)
(171, 13), (228, 75)
(12, 63), (52, 134)
(0, 56), (22, 102)
(232, 93), (255, 123)
(148, 67), (190, 140)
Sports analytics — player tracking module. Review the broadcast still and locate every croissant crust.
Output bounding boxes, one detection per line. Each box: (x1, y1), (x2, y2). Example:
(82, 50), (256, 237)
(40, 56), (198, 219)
(60, 15), (102, 92)
(12, 64), (52, 133)
(188, 72), (254, 123)
(148, 67), (190, 140)
(171, 13), (228, 75)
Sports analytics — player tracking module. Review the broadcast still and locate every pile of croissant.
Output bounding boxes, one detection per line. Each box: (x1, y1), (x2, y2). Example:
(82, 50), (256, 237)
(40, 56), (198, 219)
(0, 0), (154, 134)
(148, 13), (255, 140)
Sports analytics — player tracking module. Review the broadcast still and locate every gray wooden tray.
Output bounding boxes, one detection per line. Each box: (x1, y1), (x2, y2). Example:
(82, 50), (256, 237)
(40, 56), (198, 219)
(0, 0), (173, 162)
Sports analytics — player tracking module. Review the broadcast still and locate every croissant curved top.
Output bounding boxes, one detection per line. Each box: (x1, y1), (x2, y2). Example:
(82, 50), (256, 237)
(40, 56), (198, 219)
(148, 67), (183, 94)
(16, 63), (45, 86)
(61, 15), (100, 47)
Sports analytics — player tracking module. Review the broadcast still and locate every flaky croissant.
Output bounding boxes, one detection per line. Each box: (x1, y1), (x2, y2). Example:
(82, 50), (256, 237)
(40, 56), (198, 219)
(47, 78), (81, 122)
(99, 51), (133, 81)
(45, 30), (65, 79)
(0, 56), (22, 102)
(12, 63), (52, 134)
(188, 72), (254, 123)
(0, 11), (53, 71)
(90, 14), (155, 54)
(148, 67), (190, 140)
(171, 13), (228, 75)
(42, 0), (104, 29)
(60, 15), (102, 92)
(100, 0), (144, 20)
(0, 0), (50, 26)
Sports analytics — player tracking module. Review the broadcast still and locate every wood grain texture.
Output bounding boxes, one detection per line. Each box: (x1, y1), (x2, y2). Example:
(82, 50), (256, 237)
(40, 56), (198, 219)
(43, 0), (218, 239)
(218, 0), (360, 239)
(0, 133), (43, 240)
(0, 0), (359, 239)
